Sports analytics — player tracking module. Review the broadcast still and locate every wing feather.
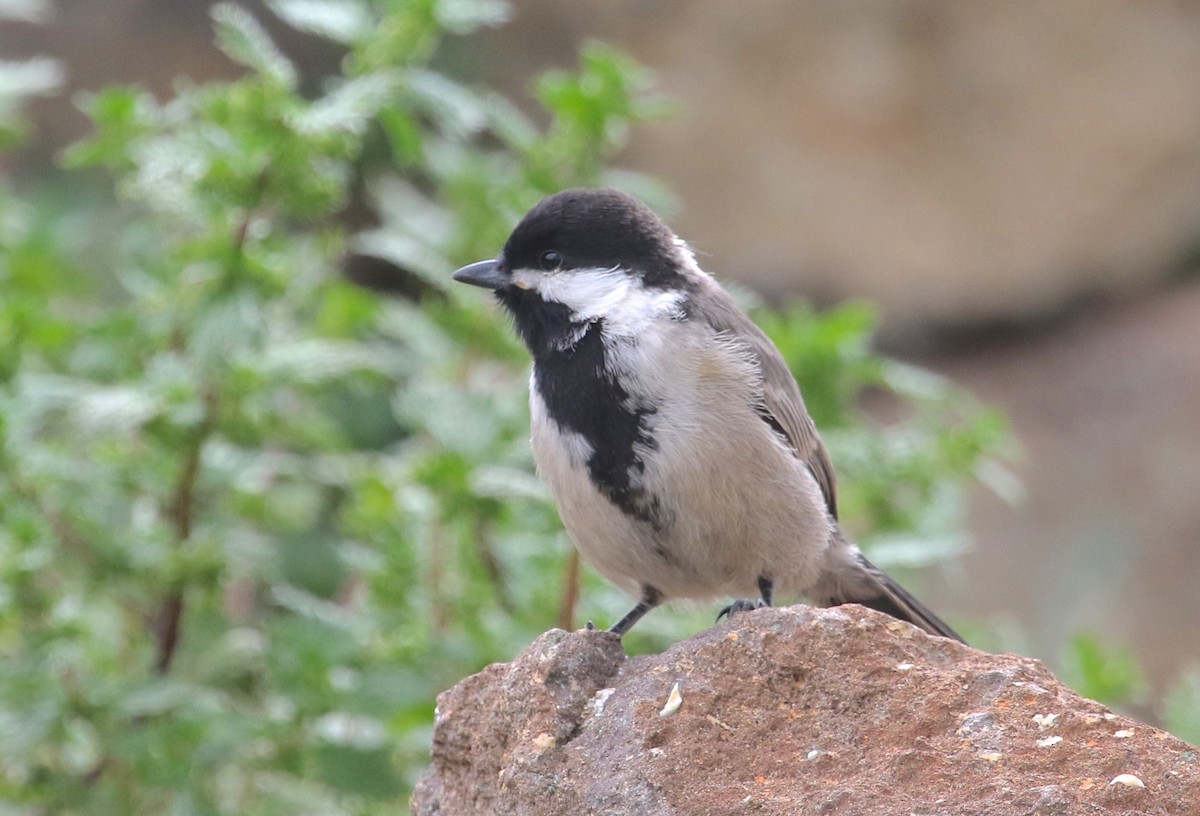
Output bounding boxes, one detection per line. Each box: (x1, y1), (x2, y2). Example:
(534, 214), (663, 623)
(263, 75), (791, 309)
(688, 276), (839, 520)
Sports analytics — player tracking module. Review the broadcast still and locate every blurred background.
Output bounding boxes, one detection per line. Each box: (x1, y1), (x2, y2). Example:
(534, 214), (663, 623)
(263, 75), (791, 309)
(3, 0), (1199, 811)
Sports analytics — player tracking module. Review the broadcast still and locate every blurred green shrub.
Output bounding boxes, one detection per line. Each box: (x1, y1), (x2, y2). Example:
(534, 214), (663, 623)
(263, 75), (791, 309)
(1060, 634), (1200, 747)
(0, 1), (1019, 812)
(1061, 633), (1149, 710)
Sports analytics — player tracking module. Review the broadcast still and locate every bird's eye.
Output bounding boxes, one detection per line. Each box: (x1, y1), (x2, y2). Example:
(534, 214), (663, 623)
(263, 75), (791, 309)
(539, 250), (563, 270)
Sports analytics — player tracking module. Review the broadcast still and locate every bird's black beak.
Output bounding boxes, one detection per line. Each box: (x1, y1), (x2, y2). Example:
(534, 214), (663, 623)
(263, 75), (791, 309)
(452, 259), (508, 290)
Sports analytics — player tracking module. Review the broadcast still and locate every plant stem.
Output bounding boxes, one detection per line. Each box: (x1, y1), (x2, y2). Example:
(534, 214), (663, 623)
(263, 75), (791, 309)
(473, 518), (513, 613)
(556, 548), (581, 630)
(152, 389), (217, 675)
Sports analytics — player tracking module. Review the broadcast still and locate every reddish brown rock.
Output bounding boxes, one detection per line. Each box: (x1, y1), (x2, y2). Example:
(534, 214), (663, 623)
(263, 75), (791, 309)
(411, 605), (1199, 815)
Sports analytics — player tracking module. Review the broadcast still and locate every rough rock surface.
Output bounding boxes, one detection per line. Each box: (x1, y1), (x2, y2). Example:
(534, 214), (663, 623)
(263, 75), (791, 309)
(411, 605), (1199, 815)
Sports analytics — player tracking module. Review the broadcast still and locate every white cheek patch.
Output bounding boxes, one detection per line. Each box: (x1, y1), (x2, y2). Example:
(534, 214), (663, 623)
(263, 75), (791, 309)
(511, 265), (686, 335)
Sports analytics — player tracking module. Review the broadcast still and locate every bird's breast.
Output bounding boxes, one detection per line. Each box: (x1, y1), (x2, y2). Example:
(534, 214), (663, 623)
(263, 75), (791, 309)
(528, 321), (832, 599)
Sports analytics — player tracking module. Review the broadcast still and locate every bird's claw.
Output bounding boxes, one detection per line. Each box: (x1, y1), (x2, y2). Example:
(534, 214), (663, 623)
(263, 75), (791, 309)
(716, 597), (767, 623)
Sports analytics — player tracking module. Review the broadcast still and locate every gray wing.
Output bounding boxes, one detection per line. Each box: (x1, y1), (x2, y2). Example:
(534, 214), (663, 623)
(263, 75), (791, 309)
(689, 276), (839, 520)
(688, 276), (965, 642)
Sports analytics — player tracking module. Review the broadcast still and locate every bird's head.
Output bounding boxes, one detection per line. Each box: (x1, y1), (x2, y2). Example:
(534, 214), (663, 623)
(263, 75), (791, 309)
(453, 188), (696, 352)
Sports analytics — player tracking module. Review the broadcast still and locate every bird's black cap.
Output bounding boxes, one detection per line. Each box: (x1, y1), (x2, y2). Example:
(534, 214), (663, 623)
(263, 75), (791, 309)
(504, 188), (681, 286)
(452, 188), (685, 291)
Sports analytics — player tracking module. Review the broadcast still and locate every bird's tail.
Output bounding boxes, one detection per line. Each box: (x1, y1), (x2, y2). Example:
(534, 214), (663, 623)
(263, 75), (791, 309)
(813, 534), (965, 643)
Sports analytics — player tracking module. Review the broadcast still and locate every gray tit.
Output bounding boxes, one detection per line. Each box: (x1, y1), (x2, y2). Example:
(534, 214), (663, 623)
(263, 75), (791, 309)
(452, 188), (963, 642)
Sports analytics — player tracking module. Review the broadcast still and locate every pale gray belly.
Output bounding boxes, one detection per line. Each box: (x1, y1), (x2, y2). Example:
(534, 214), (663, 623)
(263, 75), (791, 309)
(530, 387), (833, 601)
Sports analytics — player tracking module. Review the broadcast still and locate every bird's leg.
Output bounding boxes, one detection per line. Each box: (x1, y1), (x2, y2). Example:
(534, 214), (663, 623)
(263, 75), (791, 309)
(717, 575), (774, 622)
(608, 585), (662, 637)
(757, 575), (774, 608)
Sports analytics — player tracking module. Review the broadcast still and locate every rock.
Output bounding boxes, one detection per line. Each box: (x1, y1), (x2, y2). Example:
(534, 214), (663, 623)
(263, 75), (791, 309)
(411, 605), (1200, 815)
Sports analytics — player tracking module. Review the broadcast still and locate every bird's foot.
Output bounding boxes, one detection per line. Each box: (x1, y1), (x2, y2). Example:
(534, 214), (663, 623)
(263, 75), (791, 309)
(716, 597), (768, 623)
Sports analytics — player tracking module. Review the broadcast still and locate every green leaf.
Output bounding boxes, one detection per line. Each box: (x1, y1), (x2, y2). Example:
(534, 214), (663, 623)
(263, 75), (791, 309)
(864, 532), (967, 570)
(291, 72), (401, 136)
(62, 87), (159, 169)
(270, 584), (357, 631)
(434, 0), (511, 34)
(471, 465), (548, 502)
(0, 57), (63, 102)
(255, 339), (401, 384)
(1163, 667), (1200, 746)
(313, 744), (404, 799)
(479, 92), (536, 150)
(0, 699), (58, 761)
(406, 70), (489, 138)
(268, 0), (374, 44)
(73, 384), (161, 433)
(117, 680), (222, 718)
(1061, 633), (1147, 709)
(212, 3), (298, 88)
(350, 178), (457, 291)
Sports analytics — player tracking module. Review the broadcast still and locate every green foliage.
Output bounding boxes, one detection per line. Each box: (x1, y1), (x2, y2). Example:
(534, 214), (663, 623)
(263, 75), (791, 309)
(1061, 633), (1148, 709)
(1060, 634), (1200, 748)
(0, 2), (664, 812)
(1163, 668), (1200, 747)
(0, 1), (1011, 812)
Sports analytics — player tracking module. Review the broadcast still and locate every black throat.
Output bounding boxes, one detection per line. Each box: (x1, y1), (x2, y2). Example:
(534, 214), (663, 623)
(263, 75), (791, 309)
(501, 289), (662, 527)
(496, 287), (584, 354)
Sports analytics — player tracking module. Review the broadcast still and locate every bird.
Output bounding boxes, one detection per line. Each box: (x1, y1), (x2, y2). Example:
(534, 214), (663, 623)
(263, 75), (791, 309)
(452, 187), (963, 642)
